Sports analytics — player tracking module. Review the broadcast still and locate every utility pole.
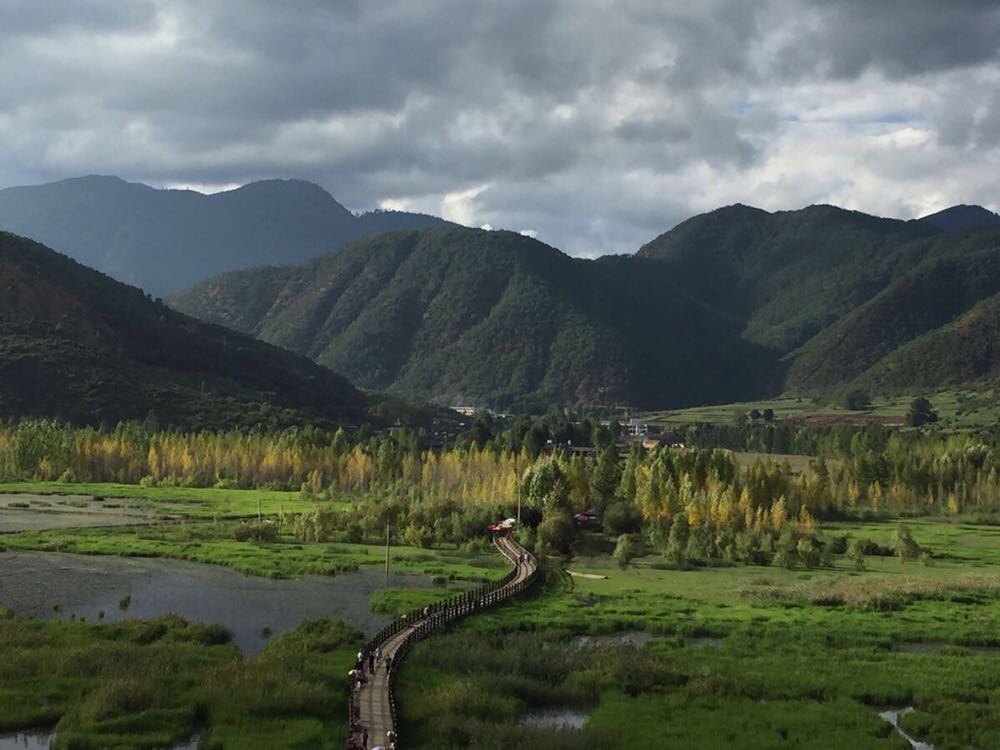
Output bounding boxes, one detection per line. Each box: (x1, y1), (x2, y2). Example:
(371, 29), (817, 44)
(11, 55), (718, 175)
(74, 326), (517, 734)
(517, 492), (521, 526)
(384, 520), (390, 580)
(258, 497), (262, 524)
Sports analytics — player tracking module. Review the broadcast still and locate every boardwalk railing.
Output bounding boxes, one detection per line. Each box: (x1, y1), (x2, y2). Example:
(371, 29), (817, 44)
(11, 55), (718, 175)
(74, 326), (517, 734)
(348, 535), (538, 749)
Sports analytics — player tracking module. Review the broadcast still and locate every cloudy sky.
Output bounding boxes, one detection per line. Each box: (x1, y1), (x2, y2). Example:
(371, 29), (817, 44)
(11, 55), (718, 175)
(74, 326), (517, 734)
(2, 0), (999, 255)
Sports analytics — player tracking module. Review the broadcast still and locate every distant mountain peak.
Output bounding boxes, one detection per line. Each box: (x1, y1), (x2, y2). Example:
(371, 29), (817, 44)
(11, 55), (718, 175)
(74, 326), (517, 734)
(0, 175), (450, 295)
(918, 204), (1000, 233)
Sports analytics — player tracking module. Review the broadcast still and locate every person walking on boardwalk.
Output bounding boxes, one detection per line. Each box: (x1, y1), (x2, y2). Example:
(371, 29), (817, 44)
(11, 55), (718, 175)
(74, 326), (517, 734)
(368, 650), (375, 672)
(362, 729), (368, 750)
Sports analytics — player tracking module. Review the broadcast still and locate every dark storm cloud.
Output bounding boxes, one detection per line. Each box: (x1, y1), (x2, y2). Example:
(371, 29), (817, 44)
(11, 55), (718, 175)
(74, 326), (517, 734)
(0, 0), (998, 254)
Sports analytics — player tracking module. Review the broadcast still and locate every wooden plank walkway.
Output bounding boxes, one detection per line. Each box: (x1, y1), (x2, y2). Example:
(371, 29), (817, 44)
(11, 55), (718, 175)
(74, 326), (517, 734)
(348, 534), (538, 749)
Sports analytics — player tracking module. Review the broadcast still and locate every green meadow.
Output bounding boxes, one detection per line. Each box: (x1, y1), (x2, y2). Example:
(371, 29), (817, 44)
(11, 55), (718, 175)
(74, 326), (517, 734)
(395, 520), (1000, 749)
(0, 612), (362, 749)
(0, 481), (336, 519)
(2, 480), (999, 748)
(643, 389), (1000, 430)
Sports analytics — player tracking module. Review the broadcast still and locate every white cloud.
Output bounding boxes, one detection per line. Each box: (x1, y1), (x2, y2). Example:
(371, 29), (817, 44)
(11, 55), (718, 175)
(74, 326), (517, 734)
(0, 0), (998, 253)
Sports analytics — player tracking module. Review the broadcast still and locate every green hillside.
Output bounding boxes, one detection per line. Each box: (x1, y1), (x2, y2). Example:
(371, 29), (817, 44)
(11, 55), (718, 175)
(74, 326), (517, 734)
(0, 231), (373, 429)
(173, 204), (1000, 409)
(787, 240), (1000, 391)
(636, 203), (937, 352)
(171, 227), (780, 410)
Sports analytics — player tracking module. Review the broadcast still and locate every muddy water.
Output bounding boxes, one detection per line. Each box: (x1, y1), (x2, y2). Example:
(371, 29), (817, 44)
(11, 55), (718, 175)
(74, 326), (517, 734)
(0, 494), (156, 533)
(0, 550), (429, 655)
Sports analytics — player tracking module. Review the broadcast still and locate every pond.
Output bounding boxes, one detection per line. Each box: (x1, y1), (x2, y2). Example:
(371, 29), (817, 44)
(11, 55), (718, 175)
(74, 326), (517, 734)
(0, 729), (200, 750)
(0, 494), (156, 533)
(877, 707), (934, 750)
(0, 550), (429, 654)
(0, 731), (53, 750)
(520, 709), (589, 730)
(573, 630), (651, 649)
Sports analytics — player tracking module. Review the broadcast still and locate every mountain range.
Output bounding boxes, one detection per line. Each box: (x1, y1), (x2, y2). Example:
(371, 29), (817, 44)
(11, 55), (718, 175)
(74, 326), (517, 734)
(170, 202), (1000, 409)
(2, 172), (999, 413)
(0, 230), (375, 429)
(0, 176), (449, 295)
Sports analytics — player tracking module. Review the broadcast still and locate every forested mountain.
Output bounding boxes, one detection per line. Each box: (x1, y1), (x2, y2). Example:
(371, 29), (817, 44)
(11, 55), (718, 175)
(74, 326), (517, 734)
(0, 231), (374, 428)
(918, 204), (1000, 233)
(635, 204), (938, 352)
(638, 204), (1000, 398)
(0, 176), (449, 295)
(171, 227), (780, 410)
(172, 203), (1000, 409)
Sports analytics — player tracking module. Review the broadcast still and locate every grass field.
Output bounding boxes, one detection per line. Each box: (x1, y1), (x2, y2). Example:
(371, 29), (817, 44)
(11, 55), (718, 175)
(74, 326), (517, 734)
(0, 522), (509, 582)
(0, 612), (362, 749)
(0, 481), (336, 519)
(3, 477), (999, 747)
(396, 519), (1000, 749)
(643, 389), (1000, 430)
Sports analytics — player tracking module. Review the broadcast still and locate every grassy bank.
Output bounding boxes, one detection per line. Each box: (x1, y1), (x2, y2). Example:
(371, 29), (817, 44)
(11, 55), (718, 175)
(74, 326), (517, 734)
(0, 522), (509, 582)
(0, 481), (338, 519)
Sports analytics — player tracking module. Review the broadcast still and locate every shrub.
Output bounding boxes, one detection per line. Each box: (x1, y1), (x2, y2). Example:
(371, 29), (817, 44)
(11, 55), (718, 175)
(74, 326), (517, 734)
(603, 501), (643, 536)
(537, 511), (575, 555)
(613, 534), (642, 569)
(233, 521), (279, 543)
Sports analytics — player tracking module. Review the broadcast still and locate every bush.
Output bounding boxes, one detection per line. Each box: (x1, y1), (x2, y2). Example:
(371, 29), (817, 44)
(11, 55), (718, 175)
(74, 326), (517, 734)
(846, 538), (866, 570)
(613, 534), (642, 569)
(537, 511), (575, 555)
(233, 521), (279, 543)
(603, 501), (643, 536)
(842, 389), (871, 411)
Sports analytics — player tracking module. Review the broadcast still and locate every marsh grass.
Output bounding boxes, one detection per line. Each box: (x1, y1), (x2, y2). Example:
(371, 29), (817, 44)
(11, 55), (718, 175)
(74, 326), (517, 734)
(740, 574), (1000, 610)
(0, 613), (361, 749)
(2, 523), (507, 582)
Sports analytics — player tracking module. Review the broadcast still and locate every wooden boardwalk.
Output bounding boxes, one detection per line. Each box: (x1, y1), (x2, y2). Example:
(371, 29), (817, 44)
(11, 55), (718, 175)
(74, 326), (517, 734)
(348, 535), (538, 749)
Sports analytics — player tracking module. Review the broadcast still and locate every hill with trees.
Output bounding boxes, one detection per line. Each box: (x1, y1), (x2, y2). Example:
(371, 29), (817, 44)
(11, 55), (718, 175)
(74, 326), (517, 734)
(638, 204), (1000, 399)
(0, 176), (450, 295)
(172, 203), (1000, 409)
(170, 226), (780, 411)
(0, 230), (376, 429)
(918, 204), (1000, 233)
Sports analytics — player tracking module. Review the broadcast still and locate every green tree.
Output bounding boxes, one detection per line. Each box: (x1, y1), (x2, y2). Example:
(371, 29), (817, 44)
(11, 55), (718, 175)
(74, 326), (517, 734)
(772, 529), (798, 569)
(469, 415), (494, 448)
(613, 533), (642, 569)
(843, 389), (871, 411)
(590, 448), (621, 507)
(664, 513), (690, 567)
(604, 500), (643, 536)
(890, 522), (921, 563)
(522, 459), (570, 512)
(537, 511), (575, 555)
(905, 397), (938, 427)
(846, 538), (866, 570)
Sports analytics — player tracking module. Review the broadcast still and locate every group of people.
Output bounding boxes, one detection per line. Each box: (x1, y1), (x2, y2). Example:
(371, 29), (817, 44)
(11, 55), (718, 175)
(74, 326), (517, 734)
(348, 645), (398, 750)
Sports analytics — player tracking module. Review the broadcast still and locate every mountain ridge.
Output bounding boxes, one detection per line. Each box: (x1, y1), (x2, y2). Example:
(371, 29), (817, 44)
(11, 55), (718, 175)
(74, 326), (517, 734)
(0, 229), (376, 429)
(172, 202), (1000, 408)
(0, 176), (453, 295)
(171, 226), (781, 410)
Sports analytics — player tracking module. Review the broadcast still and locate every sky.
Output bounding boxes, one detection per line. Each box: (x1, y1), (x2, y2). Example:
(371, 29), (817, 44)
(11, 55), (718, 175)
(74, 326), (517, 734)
(1, 0), (999, 256)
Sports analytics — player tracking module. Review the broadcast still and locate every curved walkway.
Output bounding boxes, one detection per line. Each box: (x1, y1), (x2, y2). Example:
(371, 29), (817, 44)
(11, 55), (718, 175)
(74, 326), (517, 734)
(348, 535), (538, 749)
